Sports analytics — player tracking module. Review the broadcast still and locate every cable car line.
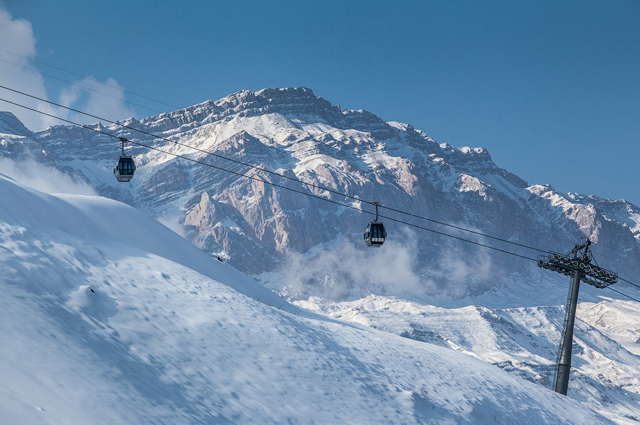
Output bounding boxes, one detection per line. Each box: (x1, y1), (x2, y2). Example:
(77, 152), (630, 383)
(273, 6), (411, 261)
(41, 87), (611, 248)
(3, 89), (639, 275)
(0, 85), (549, 255)
(606, 287), (640, 303)
(0, 47), (181, 110)
(0, 58), (165, 114)
(6, 50), (611, 254)
(4, 96), (640, 302)
(17, 82), (639, 263)
(617, 276), (640, 290)
(0, 95), (542, 262)
(0, 79), (636, 265)
(0, 48), (629, 264)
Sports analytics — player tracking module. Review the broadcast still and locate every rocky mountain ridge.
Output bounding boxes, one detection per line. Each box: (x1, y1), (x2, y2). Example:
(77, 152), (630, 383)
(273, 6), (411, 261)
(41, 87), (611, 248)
(1, 87), (639, 293)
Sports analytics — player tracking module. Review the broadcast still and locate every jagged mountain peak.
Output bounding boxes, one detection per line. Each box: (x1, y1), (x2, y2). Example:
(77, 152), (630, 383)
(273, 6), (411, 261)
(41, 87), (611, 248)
(116, 116), (146, 130)
(216, 87), (331, 112)
(140, 87), (394, 137)
(458, 146), (490, 156)
(0, 111), (34, 138)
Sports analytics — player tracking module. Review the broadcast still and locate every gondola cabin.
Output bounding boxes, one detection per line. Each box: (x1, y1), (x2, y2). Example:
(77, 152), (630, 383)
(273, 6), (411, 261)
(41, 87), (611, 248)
(114, 155), (136, 182)
(364, 202), (387, 247)
(364, 221), (386, 247)
(114, 137), (136, 182)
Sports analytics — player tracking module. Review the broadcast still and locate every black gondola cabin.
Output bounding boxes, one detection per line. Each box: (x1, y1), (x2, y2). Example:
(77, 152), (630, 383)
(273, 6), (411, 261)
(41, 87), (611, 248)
(364, 221), (386, 247)
(114, 137), (136, 182)
(364, 202), (386, 247)
(114, 156), (136, 182)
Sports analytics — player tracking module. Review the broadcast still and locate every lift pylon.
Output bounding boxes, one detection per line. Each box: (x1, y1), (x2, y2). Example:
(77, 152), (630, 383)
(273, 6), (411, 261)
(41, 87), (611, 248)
(538, 238), (618, 395)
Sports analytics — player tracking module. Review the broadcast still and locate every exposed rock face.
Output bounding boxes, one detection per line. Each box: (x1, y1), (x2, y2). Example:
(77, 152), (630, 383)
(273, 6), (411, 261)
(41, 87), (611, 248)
(183, 191), (274, 274)
(0, 111), (44, 159)
(2, 88), (639, 294)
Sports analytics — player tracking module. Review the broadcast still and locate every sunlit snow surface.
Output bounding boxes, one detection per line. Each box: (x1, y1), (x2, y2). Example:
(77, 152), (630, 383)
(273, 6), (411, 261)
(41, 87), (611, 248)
(0, 174), (617, 424)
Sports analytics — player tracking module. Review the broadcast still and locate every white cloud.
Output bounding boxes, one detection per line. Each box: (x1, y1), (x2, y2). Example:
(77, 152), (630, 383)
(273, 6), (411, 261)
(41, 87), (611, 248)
(0, 157), (96, 195)
(0, 8), (57, 130)
(60, 77), (135, 125)
(0, 7), (135, 131)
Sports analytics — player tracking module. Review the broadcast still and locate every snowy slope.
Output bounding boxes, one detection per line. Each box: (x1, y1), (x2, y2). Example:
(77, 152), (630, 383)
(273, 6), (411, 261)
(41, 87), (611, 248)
(0, 174), (615, 424)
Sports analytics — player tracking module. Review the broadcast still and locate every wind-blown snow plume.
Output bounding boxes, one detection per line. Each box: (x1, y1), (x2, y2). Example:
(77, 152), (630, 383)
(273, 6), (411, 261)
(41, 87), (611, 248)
(156, 214), (187, 238)
(274, 230), (422, 300)
(427, 232), (498, 297)
(270, 227), (500, 301)
(0, 157), (96, 195)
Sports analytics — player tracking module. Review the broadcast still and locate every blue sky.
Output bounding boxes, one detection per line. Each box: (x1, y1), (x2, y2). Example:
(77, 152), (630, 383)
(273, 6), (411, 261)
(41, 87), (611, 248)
(1, 0), (639, 205)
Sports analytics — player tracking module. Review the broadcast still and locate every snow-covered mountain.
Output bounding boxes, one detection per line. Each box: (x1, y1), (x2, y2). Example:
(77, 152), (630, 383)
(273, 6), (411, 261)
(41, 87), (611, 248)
(0, 174), (613, 424)
(4, 87), (639, 286)
(2, 87), (640, 423)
